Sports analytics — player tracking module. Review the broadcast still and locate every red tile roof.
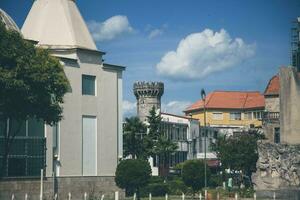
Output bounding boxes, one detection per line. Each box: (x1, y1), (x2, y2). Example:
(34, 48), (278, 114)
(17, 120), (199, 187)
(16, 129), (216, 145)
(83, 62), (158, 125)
(184, 91), (265, 112)
(264, 75), (279, 96)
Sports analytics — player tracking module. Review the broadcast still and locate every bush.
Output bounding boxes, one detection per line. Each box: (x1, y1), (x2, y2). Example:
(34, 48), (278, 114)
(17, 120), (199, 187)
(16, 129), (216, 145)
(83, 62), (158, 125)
(167, 177), (189, 195)
(182, 160), (211, 194)
(140, 177), (169, 197)
(115, 159), (151, 199)
(209, 174), (222, 188)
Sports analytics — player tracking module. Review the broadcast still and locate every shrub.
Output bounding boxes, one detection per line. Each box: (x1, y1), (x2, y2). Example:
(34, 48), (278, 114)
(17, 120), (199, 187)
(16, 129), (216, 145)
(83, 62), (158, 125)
(182, 160), (211, 195)
(115, 159), (151, 200)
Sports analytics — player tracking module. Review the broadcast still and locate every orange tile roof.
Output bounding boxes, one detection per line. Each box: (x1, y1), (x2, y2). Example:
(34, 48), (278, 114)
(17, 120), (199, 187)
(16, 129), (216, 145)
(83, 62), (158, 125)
(264, 75), (279, 96)
(184, 91), (265, 112)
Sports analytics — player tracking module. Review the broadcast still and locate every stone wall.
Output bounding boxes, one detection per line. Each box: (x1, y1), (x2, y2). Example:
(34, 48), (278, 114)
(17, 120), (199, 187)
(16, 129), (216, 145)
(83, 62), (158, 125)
(279, 67), (300, 144)
(252, 141), (300, 190)
(133, 82), (164, 122)
(265, 96), (280, 112)
(0, 176), (124, 200)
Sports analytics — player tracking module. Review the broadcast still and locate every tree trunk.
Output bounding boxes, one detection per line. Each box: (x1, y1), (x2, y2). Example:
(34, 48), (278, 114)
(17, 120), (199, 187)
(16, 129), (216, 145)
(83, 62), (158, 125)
(136, 187), (140, 200)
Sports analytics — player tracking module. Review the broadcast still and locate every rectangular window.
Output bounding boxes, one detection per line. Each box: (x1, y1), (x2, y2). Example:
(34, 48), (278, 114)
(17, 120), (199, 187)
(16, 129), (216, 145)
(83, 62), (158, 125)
(274, 127), (280, 144)
(253, 111), (262, 119)
(28, 118), (44, 137)
(82, 75), (96, 96)
(212, 112), (223, 120)
(230, 112), (241, 120)
(82, 116), (97, 176)
(245, 112), (253, 120)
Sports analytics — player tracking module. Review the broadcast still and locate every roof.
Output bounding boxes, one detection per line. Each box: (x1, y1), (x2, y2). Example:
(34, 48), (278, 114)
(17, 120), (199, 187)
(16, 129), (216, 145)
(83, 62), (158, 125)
(103, 63), (126, 71)
(22, 0), (97, 51)
(0, 9), (20, 33)
(264, 75), (279, 96)
(184, 91), (265, 112)
(161, 112), (199, 120)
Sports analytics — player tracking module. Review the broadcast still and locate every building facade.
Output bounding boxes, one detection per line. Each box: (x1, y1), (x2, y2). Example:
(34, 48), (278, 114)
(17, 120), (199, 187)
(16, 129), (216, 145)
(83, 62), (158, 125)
(184, 91), (265, 136)
(262, 75), (280, 143)
(20, 0), (124, 177)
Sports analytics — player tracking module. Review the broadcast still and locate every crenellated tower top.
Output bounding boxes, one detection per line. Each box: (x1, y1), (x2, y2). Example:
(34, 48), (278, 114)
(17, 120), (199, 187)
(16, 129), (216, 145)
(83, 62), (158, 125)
(133, 81), (164, 122)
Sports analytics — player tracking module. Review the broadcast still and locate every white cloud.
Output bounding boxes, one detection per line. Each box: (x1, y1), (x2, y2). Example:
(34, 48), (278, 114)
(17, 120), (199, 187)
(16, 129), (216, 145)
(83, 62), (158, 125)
(162, 101), (192, 115)
(147, 24), (168, 39)
(148, 29), (164, 39)
(88, 15), (134, 42)
(156, 29), (255, 80)
(122, 100), (191, 118)
(123, 100), (136, 117)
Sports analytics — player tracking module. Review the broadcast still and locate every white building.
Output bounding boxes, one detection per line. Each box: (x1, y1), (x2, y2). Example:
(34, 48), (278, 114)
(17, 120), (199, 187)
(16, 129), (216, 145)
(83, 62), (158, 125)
(21, 0), (124, 177)
(146, 113), (199, 175)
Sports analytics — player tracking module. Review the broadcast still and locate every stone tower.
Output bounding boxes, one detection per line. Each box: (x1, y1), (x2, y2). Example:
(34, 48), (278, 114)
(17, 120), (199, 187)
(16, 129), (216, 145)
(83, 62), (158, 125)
(134, 81), (164, 122)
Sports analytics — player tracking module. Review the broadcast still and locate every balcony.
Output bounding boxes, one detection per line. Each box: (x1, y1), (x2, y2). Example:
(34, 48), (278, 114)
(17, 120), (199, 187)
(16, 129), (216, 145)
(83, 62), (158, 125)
(263, 112), (280, 123)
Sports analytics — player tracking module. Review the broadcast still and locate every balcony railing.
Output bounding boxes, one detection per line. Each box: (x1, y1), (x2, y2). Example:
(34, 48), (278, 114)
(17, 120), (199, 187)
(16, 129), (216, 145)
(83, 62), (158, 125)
(263, 112), (280, 123)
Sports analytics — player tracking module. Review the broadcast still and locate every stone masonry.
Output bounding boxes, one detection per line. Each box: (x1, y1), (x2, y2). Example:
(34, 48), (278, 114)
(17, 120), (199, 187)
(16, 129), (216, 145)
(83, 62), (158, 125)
(0, 176), (124, 200)
(252, 141), (300, 190)
(134, 81), (164, 122)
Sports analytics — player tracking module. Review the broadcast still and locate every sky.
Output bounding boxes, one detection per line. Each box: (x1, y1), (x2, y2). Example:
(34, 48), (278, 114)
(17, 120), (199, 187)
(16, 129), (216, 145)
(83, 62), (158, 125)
(1, 0), (299, 117)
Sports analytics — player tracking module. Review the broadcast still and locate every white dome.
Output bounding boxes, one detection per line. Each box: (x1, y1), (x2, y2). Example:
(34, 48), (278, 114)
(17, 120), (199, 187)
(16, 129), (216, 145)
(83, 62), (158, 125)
(0, 8), (20, 33)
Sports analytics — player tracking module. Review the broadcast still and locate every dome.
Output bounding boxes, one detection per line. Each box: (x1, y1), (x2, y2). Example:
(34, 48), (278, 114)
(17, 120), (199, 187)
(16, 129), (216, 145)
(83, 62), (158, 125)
(22, 0), (97, 51)
(0, 8), (20, 33)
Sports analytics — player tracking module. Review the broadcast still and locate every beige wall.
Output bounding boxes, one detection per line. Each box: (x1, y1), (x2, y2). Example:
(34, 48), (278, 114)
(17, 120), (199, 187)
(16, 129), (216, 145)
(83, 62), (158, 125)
(265, 96), (280, 112)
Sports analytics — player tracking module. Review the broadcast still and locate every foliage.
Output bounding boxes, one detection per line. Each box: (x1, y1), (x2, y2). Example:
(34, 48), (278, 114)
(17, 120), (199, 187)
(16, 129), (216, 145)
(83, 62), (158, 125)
(141, 182), (169, 197)
(182, 160), (211, 194)
(167, 177), (189, 195)
(0, 21), (68, 124)
(209, 174), (223, 188)
(146, 106), (178, 177)
(147, 106), (162, 140)
(123, 117), (147, 159)
(154, 135), (178, 177)
(0, 21), (69, 177)
(215, 133), (259, 182)
(115, 159), (151, 200)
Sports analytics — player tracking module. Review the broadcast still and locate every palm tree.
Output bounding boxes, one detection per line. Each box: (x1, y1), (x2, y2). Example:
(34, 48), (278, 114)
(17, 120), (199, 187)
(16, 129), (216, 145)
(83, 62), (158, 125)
(123, 117), (147, 159)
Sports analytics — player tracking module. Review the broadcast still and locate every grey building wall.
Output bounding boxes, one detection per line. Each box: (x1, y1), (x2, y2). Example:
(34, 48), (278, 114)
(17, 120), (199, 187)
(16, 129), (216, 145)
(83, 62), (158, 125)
(280, 67), (300, 144)
(45, 49), (123, 177)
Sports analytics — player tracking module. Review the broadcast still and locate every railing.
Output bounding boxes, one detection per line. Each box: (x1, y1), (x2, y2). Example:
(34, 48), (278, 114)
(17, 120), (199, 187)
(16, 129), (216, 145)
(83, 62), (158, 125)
(263, 112), (280, 123)
(0, 137), (46, 178)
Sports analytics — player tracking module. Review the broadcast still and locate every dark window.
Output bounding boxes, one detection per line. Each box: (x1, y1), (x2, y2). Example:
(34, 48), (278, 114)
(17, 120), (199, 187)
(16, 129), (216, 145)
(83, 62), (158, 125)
(82, 75), (96, 95)
(10, 119), (26, 136)
(274, 127), (280, 143)
(28, 118), (44, 137)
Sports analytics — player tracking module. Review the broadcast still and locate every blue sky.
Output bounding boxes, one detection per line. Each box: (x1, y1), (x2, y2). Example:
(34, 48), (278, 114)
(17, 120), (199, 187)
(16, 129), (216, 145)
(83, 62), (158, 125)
(1, 0), (299, 116)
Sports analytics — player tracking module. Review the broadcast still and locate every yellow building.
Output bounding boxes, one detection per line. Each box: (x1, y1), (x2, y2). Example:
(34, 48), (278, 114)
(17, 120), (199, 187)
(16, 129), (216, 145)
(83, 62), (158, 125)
(184, 91), (265, 135)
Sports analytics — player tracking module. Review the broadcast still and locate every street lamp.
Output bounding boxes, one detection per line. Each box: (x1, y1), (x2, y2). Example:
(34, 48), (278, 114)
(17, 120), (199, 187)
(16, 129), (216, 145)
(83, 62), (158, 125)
(201, 89), (207, 189)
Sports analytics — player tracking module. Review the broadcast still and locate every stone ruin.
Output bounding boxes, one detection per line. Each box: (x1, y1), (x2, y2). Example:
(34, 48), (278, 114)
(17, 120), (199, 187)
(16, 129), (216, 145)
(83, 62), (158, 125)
(252, 141), (300, 190)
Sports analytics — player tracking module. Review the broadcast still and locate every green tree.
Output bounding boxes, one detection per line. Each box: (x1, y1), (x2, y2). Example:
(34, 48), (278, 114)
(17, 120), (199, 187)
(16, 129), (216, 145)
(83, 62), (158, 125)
(0, 21), (69, 177)
(215, 133), (259, 185)
(146, 106), (178, 177)
(182, 160), (211, 196)
(115, 159), (151, 200)
(154, 135), (178, 178)
(123, 117), (147, 159)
